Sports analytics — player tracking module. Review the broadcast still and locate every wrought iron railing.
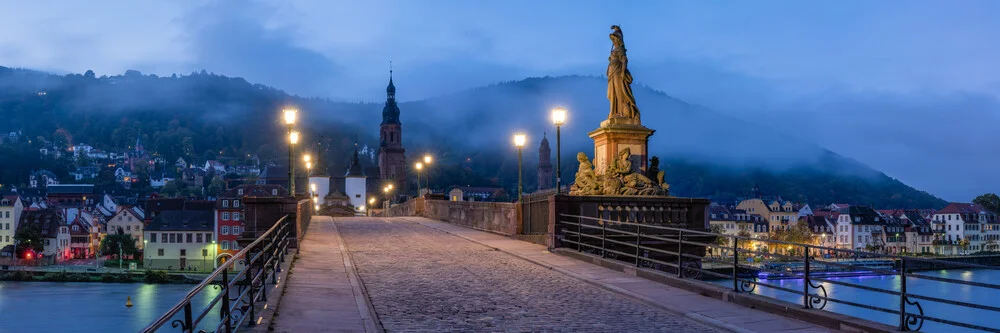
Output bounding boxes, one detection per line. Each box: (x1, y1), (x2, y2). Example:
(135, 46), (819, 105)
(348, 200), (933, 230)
(141, 215), (292, 333)
(556, 213), (1000, 332)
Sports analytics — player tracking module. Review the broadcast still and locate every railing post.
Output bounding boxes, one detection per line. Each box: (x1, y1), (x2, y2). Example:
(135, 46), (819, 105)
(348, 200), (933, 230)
(899, 257), (908, 331)
(733, 237), (739, 292)
(183, 302), (193, 333)
(635, 224), (641, 267)
(601, 220), (607, 258)
(577, 216), (583, 252)
(677, 230), (684, 278)
(803, 245), (810, 309)
(246, 248), (256, 327)
(222, 268), (232, 333)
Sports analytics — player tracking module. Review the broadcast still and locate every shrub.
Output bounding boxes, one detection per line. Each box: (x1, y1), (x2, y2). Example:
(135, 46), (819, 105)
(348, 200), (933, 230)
(144, 269), (169, 284)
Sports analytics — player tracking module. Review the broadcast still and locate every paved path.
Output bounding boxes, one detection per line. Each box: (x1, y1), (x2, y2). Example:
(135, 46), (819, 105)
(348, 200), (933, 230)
(271, 216), (376, 333)
(337, 217), (727, 333)
(400, 217), (837, 333)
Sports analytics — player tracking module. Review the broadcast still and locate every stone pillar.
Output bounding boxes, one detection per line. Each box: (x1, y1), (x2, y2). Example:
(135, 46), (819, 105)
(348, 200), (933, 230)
(588, 118), (655, 175)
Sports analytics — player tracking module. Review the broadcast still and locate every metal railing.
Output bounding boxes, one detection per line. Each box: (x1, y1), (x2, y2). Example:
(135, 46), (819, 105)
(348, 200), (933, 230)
(141, 215), (292, 333)
(557, 213), (1000, 332)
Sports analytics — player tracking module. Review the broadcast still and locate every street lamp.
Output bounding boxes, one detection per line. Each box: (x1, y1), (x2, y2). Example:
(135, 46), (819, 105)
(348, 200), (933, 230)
(369, 197), (376, 216)
(513, 133), (526, 203)
(551, 108), (566, 194)
(423, 155), (433, 193)
(415, 162), (423, 196)
(284, 109), (298, 197)
(288, 131), (300, 197)
(304, 154), (312, 177)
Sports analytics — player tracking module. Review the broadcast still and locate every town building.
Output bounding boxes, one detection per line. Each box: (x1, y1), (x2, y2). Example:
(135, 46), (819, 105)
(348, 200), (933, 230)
(144, 210), (216, 271)
(214, 184), (287, 267)
(835, 206), (885, 251)
(735, 198), (800, 232)
(46, 184), (95, 207)
(19, 209), (69, 260)
(932, 203), (999, 254)
(344, 145), (367, 210)
(448, 187), (510, 202)
(107, 207), (146, 249)
(537, 134), (553, 191)
(0, 196), (24, 251)
(378, 70), (407, 194)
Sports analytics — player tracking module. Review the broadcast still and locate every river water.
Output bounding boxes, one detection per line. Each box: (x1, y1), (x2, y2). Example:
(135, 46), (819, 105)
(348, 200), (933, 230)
(714, 269), (999, 332)
(0, 282), (221, 333)
(1, 271), (997, 332)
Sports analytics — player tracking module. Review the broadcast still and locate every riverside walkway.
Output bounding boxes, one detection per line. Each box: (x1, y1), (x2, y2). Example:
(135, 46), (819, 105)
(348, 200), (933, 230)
(271, 216), (834, 333)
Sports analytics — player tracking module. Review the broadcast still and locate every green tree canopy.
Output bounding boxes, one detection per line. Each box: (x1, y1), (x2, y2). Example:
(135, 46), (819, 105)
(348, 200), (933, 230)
(100, 228), (139, 259)
(973, 193), (1000, 214)
(13, 222), (44, 256)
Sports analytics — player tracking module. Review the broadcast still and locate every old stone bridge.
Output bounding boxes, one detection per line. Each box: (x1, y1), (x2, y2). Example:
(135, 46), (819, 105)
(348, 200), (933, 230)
(250, 197), (847, 333)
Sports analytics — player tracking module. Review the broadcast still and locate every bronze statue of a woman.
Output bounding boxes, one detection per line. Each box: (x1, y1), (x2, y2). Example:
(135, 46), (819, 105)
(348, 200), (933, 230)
(607, 25), (640, 120)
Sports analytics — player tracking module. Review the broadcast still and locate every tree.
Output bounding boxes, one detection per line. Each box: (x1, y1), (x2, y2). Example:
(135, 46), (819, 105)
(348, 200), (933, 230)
(973, 193), (1000, 214)
(161, 180), (180, 197)
(99, 228), (139, 260)
(207, 175), (226, 197)
(13, 222), (44, 257)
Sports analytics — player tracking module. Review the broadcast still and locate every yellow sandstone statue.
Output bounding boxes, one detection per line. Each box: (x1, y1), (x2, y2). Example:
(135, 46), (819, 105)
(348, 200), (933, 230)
(607, 25), (640, 121)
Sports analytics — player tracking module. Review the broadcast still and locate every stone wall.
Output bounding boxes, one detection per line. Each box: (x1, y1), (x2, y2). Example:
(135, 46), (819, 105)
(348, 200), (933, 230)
(422, 200), (518, 236)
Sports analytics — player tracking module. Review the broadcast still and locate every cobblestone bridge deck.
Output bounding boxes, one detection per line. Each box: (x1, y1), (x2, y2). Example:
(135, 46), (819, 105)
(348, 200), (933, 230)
(271, 216), (834, 333)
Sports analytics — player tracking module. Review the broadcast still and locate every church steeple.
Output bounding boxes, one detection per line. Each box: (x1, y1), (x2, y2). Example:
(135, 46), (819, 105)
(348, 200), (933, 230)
(381, 64), (400, 125)
(377, 62), (406, 194)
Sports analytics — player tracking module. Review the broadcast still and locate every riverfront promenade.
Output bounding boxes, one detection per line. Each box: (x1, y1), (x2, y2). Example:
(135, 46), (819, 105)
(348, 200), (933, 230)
(270, 216), (834, 333)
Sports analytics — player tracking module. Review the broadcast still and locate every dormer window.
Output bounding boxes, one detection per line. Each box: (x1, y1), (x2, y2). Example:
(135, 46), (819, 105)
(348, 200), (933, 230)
(222, 200), (229, 208)
(234, 200), (240, 208)
(272, 189), (278, 196)
(238, 189), (244, 195)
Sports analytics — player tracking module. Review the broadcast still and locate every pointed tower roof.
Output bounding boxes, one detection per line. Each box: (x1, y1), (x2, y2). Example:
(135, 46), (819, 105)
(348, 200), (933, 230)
(345, 141), (365, 178)
(539, 132), (550, 148)
(381, 64), (400, 125)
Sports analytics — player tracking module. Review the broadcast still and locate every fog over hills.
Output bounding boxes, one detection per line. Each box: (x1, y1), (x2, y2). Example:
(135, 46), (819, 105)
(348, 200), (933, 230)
(0, 67), (945, 208)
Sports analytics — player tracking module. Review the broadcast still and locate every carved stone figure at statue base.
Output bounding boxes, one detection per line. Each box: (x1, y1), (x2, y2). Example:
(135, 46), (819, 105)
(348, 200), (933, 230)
(570, 150), (669, 197)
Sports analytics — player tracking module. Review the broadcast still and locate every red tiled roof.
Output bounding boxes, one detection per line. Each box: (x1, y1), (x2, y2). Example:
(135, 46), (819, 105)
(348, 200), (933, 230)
(935, 203), (987, 215)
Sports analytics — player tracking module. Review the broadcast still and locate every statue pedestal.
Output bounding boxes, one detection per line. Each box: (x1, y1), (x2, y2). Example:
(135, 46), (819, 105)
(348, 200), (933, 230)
(588, 117), (655, 176)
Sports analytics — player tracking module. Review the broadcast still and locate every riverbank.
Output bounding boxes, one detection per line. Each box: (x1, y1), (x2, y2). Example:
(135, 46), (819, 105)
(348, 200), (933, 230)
(0, 269), (206, 283)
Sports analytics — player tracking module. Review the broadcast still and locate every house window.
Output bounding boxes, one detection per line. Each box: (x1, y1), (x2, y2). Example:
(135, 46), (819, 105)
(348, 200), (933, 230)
(158, 249), (164, 256)
(238, 189), (244, 195)
(161, 234), (167, 242)
(233, 212), (241, 221)
(126, 225), (131, 231)
(234, 200), (240, 208)
(72, 225), (79, 231)
(222, 226), (229, 235)
(180, 249), (186, 256)
(222, 241), (230, 250)
(232, 226), (240, 235)
(205, 233), (212, 242)
(222, 212), (230, 221)
(186, 233), (193, 243)
(202, 249), (208, 256)
(231, 241), (239, 250)
(272, 189), (278, 196)
(169, 234), (176, 243)
(222, 200), (229, 208)
(197, 233), (203, 243)
(151, 233), (157, 243)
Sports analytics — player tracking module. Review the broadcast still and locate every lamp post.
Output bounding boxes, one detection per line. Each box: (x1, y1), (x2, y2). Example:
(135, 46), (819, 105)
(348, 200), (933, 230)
(304, 154), (312, 177)
(551, 108), (566, 194)
(211, 240), (216, 269)
(513, 134), (526, 203)
(144, 239), (148, 268)
(283, 109), (298, 197)
(415, 162), (423, 196)
(423, 155), (433, 193)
